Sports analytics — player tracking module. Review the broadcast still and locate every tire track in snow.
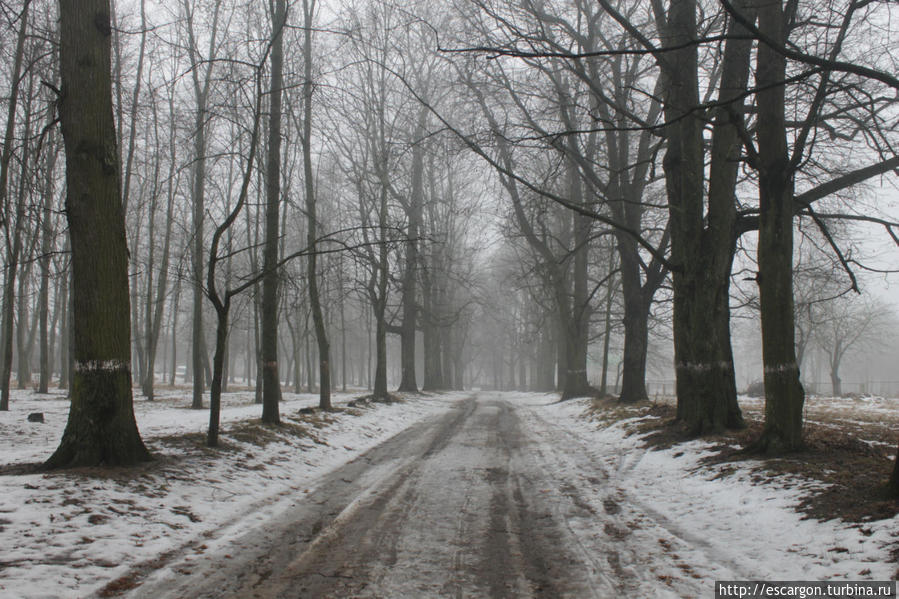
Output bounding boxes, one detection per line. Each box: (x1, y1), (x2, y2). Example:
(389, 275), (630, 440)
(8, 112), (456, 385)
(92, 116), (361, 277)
(127, 394), (617, 598)
(514, 396), (759, 589)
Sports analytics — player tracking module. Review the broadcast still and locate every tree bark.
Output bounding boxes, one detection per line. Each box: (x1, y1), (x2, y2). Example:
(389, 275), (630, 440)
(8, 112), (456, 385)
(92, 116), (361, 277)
(0, 0), (31, 410)
(184, 0), (222, 410)
(261, 0), (286, 424)
(396, 106), (427, 393)
(46, 0), (150, 468)
(15, 249), (32, 391)
(371, 178), (390, 399)
(339, 268), (347, 392)
(302, 0), (330, 409)
(119, 0), (146, 213)
(38, 174), (53, 393)
(563, 159), (592, 399)
(58, 256), (70, 389)
(659, 0), (750, 433)
(373, 296), (388, 398)
(618, 279), (649, 402)
(142, 94), (178, 401)
(130, 214), (146, 387)
(830, 372), (842, 398)
(207, 306), (228, 447)
(421, 265), (442, 391)
(598, 252), (616, 396)
(13, 74), (37, 392)
(751, 0), (805, 453)
(203, 62), (262, 447)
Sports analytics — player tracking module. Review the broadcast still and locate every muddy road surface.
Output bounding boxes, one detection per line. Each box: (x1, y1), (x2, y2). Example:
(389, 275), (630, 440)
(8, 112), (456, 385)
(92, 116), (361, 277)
(124, 394), (713, 598)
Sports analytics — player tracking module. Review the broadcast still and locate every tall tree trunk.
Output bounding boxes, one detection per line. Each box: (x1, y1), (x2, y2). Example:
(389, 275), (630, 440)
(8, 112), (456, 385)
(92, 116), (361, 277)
(305, 327), (314, 392)
(14, 73), (37, 392)
(599, 255), (615, 396)
(0, 163), (25, 403)
(58, 255), (70, 390)
(830, 371), (842, 398)
(555, 318), (566, 393)
(168, 273), (181, 386)
(207, 306), (228, 447)
(441, 325), (453, 391)
(302, 0), (330, 409)
(130, 217), (146, 386)
(123, 0), (148, 389)
(397, 107), (427, 393)
(65, 282), (74, 392)
(203, 66), (262, 447)
(518, 339), (526, 391)
(261, 0), (286, 423)
(48, 266), (61, 385)
(373, 297), (388, 398)
(190, 184), (205, 400)
(38, 238), (51, 393)
(38, 122), (58, 394)
(660, 0), (749, 433)
(617, 275), (648, 402)
(0, 0), (29, 226)
(291, 311), (302, 393)
(751, 0), (805, 453)
(0, 1), (30, 409)
(16, 260), (32, 389)
(143, 96), (177, 401)
(564, 168), (592, 399)
(371, 178), (390, 399)
(119, 0), (147, 217)
(140, 187), (158, 396)
(421, 269), (441, 391)
(530, 326), (555, 392)
(589, 60), (668, 405)
(366, 308), (372, 390)
(47, 0), (150, 468)
(339, 268), (347, 392)
(452, 327), (465, 391)
(184, 0), (222, 410)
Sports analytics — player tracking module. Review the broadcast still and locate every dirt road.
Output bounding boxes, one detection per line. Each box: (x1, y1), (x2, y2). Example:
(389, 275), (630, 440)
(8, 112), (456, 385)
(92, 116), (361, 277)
(125, 393), (715, 598)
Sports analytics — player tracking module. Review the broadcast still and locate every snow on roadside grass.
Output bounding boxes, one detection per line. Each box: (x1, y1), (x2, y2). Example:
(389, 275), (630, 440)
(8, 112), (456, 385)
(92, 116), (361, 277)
(0, 388), (464, 599)
(514, 393), (898, 585)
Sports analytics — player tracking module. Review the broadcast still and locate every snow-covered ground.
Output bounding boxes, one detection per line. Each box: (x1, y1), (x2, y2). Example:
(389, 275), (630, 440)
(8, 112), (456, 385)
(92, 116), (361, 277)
(0, 387), (466, 599)
(743, 393), (899, 452)
(0, 389), (896, 598)
(510, 393), (898, 593)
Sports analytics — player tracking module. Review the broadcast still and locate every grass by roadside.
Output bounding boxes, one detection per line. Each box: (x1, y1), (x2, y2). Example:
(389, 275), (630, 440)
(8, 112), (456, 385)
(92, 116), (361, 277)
(585, 395), (899, 524)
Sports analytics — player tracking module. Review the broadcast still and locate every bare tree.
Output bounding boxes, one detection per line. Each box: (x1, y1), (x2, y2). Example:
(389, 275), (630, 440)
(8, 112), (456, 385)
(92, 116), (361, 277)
(261, 0), (287, 423)
(141, 81), (180, 401)
(204, 77), (264, 447)
(183, 0), (223, 410)
(300, 0), (333, 409)
(0, 0), (31, 411)
(47, 0), (150, 468)
(812, 295), (890, 397)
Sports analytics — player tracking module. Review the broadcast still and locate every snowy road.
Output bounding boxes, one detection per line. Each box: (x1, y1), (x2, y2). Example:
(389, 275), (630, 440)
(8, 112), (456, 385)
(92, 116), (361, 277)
(127, 394), (634, 598)
(118, 392), (897, 599)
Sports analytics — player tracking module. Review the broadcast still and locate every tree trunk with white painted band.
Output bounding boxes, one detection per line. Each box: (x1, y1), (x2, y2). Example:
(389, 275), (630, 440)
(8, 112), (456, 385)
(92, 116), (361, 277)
(47, 0), (150, 468)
